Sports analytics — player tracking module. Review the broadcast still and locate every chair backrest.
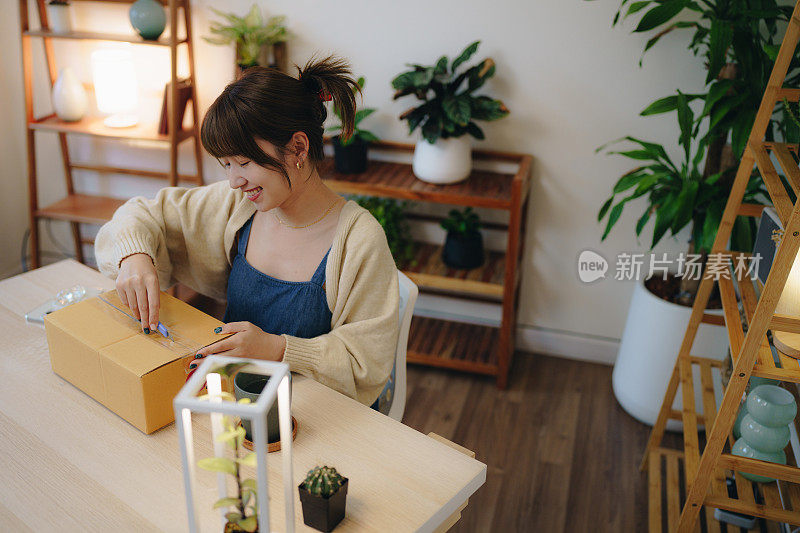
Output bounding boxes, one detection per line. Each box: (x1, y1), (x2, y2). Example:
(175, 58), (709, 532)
(387, 270), (418, 421)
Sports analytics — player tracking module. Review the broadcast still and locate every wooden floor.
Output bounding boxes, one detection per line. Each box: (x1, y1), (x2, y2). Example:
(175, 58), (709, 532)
(402, 352), (652, 533)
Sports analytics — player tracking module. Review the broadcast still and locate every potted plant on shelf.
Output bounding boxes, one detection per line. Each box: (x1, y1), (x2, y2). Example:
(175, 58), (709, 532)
(46, 0), (72, 33)
(391, 40), (509, 185)
(325, 76), (379, 174)
(441, 207), (484, 269)
(298, 465), (348, 532)
(197, 396), (261, 532)
(203, 4), (289, 78)
(352, 196), (416, 269)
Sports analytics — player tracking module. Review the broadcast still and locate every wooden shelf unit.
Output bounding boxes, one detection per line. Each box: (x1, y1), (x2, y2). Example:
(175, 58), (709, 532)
(643, 2), (800, 530)
(19, 0), (204, 268)
(322, 140), (532, 389)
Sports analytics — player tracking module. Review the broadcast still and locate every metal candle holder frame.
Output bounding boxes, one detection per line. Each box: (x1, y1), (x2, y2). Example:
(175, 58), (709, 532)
(174, 355), (295, 533)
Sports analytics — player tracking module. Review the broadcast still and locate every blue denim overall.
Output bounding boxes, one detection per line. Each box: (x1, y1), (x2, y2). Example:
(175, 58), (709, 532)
(224, 213), (391, 412)
(224, 213), (332, 338)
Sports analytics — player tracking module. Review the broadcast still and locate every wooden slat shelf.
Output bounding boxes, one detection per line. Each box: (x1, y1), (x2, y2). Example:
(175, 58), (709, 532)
(399, 242), (505, 300)
(23, 29), (188, 46)
(29, 114), (194, 144)
(321, 157), (524, 210)
(320, 140), (531, 388)
(407, 316), (499, 376)
(34, 194), (126, 225)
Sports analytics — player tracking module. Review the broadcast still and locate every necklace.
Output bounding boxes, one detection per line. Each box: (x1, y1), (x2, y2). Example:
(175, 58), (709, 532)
(273, 197), (343, 229)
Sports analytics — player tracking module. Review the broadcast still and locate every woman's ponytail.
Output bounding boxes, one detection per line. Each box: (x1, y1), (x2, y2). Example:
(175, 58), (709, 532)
(297, 54), (361, 142)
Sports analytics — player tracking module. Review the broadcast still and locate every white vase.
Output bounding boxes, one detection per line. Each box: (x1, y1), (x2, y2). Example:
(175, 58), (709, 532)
(52, 68), (87, 122)
(412, 136), (472, 184)
(612, 278), (728, 431)
(46, 4), (72, 33)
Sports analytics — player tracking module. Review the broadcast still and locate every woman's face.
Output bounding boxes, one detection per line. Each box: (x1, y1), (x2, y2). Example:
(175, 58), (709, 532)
(221, 139), (294, 211)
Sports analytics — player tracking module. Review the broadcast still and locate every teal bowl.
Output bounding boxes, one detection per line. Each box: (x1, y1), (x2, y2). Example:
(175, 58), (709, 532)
(750, 376), (780, 389)
(732, 438), (787, 483)
(746, 385), (797, 427)
(740, 413), (790, 453)
(733, 402), (748, 440)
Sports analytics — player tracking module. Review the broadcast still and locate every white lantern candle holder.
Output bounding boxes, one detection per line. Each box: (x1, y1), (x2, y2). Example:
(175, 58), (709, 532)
(174, 356), (295, 533)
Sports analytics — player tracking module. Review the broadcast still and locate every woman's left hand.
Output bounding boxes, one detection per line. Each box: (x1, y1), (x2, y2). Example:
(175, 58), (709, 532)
(194, 321), (286, 362)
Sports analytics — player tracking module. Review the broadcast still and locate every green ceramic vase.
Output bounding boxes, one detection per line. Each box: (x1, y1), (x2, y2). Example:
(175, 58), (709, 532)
(129, 0), (166, 40)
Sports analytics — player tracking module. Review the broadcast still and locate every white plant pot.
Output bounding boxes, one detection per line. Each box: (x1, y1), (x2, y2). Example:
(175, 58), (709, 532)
(46, 4), (73, 33)
(52, 67), (87, 122)
(412, 136), (472, 184)
(612, 278), (728, 431)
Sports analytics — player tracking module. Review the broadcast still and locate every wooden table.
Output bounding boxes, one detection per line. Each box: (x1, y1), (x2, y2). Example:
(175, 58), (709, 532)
(0, 260), (486, 532)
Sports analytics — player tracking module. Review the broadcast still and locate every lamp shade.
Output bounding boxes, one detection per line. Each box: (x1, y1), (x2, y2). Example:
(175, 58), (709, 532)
(90, 49), (138, 127)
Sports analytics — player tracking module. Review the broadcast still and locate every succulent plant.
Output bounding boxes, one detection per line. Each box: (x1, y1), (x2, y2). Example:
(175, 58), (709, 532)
(441, 206), (481, 236)
(301, 466), (346, 498)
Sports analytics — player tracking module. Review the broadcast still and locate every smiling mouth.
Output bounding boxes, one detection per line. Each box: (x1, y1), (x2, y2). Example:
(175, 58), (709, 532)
(244, 186), (262, 201)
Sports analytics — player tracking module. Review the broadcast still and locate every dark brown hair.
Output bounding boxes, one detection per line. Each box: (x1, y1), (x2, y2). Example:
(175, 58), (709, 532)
(200, 54), (361, 188)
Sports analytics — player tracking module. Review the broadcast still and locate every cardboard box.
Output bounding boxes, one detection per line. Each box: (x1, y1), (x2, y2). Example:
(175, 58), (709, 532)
(44, 290), (228, 434)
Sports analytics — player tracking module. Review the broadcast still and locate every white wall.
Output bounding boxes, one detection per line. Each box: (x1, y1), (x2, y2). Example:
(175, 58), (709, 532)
(2, 0), (710, 363)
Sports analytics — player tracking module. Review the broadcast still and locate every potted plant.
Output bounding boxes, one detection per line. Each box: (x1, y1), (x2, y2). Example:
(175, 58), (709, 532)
(298, 465), (348, 532)
(391, 40), (509, 184)
(598, 93), (768, 427)
(197, 396), (261, 532)
(203, 4), (289, 78)
(46, 0), (72, 33)
(441, 207), (484, 269)
(325, 76), (379, 174)
(591, 0), (797, 427)
(352, 196), (416, 268)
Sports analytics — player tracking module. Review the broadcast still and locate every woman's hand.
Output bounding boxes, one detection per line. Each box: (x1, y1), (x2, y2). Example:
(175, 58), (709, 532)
(193, 322), (287, 364)
(116, 253), (160, 333)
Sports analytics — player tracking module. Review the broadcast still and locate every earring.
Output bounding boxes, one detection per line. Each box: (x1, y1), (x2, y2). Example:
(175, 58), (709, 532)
(296, 160), (302, 170)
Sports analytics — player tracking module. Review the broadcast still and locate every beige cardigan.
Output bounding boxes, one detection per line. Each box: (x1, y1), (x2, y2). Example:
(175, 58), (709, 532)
(94, 180), (400, 406)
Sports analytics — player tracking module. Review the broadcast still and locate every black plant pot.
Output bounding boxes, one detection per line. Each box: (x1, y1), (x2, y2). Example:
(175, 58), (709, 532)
(298, 478), (348, 532)
(333, 136), (368, 174)
(442, 230), (484, 270)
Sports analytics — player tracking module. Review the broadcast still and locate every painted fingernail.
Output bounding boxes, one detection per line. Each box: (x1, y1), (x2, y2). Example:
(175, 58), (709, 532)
(194, 353), (203, 359)
(214, 326), (222, 334)
(189, 363), (197, 370)
(143, 327), (150, 334)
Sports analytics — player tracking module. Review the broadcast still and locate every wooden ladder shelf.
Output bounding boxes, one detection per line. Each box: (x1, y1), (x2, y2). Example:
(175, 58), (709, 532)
(19, 0), (205, 268)
(643, 1), (800, 530)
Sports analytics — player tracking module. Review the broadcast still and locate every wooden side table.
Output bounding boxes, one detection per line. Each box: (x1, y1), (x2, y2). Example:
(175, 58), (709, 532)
(322, 140), (532, 389)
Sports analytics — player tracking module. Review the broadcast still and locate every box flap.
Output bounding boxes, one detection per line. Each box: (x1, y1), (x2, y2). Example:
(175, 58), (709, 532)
(45, 297), (135, 350)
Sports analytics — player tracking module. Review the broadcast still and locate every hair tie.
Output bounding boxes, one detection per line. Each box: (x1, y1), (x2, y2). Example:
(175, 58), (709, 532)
(318, 89), (333, 102)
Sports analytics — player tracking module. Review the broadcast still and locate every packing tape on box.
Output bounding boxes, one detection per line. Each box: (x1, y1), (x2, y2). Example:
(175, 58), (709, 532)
(95, 296), (203, 369)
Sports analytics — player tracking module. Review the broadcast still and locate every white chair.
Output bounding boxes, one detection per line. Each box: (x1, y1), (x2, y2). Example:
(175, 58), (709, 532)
(387, 270), (418, 422)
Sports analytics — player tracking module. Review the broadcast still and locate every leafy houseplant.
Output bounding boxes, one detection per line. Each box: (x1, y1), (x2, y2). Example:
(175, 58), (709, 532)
(196, 395), (261, 533)
(352, 196), (416, 268)
(391, 40), (509, 184)
(598, 93), (767, 282)
(325, 76), (379, 174)
(203, 4), (288, 77)
(441, 206), (484, 269)
(593, 0), (798, 303)
(298, 466), (349, 532)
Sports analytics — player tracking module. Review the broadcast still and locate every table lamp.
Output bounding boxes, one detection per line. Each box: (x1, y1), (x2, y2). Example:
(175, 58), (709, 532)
(91, 48), (138, 128)
(772, 246), (800, 358)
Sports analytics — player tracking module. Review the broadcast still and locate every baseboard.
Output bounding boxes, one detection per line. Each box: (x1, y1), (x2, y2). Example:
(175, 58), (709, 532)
(515, 325), (620, 366)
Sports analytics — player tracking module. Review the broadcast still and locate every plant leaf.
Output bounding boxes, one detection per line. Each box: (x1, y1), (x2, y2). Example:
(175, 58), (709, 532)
(451, 41), (480, 72)
(635, 0), (690, 33)
(238, 516), (258, 533)
(197, 457), (237, 476)
(237, 452), (257, 468)
(213, 497), (241, 510)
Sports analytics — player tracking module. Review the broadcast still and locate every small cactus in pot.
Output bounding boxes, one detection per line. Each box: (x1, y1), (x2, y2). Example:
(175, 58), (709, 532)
(298, 465), (349, 532)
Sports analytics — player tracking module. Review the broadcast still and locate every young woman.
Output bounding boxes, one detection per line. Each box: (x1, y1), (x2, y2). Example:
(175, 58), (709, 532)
(94, 55), (399, 408)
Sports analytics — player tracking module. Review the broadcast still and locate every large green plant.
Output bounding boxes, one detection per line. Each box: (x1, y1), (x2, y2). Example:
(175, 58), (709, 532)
(599, 92), (767, 253)
(203, 4), (288, 68)
(598, 0), (800, 166)
(391, 41), (509, 144)
(325, 76), (379, 146)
